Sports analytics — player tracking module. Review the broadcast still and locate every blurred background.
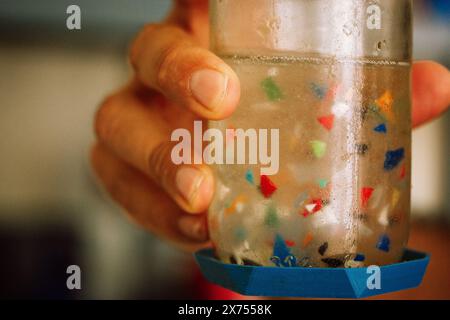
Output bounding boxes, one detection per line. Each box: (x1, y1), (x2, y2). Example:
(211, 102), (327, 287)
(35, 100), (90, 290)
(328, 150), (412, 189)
(0, 0), (448, 299)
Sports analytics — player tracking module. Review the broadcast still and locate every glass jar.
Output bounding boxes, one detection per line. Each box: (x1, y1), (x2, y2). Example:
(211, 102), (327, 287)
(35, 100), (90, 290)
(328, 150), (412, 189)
(208, 0), (412, 268)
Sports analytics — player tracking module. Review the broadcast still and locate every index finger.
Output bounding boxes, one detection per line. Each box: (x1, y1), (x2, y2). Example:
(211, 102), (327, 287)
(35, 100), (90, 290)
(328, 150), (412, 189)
(130, 24), (240, 120)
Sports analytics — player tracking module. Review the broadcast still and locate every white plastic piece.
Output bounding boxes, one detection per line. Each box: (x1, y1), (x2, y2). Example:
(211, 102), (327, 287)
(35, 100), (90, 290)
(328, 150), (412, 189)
(332, 101), (351, 118)
(378, 205), (390, 227)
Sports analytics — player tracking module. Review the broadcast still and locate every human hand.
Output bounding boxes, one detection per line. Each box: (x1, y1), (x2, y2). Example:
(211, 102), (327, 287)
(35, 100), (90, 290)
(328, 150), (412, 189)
(91, 0), (450, 252)
(91, 0), (240, 251)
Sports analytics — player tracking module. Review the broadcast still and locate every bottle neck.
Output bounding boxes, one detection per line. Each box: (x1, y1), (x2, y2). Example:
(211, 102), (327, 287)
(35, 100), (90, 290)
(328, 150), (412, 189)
(210, 0), (412, 63)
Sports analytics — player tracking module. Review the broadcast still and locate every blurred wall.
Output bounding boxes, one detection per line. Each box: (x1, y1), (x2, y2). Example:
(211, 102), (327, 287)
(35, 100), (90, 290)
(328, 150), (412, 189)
(0, 0), (196, 299)
(411, 1), (450, 217)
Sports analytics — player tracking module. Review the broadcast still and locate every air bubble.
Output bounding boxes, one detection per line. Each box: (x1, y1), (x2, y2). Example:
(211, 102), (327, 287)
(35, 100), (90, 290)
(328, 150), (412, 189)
(343, 24), (352, 36)
(376, 40), (387, 52)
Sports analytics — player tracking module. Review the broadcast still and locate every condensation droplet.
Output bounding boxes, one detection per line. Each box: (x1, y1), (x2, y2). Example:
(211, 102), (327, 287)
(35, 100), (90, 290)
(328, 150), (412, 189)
(343, 24), (352, 36)
(376, 40), (387, 52)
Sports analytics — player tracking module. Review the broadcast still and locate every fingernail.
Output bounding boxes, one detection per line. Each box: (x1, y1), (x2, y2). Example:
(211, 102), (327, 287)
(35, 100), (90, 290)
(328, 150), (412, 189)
(190, 69), (228, 111)
(178, 216), (208, 241)
(175, 166), (205, 204)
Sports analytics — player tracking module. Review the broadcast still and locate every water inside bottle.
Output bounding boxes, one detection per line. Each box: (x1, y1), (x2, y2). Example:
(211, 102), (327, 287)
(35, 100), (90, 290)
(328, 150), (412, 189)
(208, 54), (411, 268)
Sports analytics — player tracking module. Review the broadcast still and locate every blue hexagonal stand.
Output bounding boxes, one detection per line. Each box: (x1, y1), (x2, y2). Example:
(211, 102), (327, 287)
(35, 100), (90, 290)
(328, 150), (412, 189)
(194, 248), (429, 298)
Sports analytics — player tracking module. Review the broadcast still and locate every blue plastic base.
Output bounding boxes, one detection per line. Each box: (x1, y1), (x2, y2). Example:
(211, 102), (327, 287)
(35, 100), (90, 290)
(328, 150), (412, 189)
(194, 248), (430, 298)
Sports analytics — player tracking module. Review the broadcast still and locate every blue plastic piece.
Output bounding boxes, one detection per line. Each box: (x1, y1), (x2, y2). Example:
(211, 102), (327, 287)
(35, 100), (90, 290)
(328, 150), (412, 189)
(194, 248), (429, 298)
(245, 169), (254, 184)
(270, 234), (297, 267)
(376, 234), (391, 252)
(354, 253), (366, 262)
(384, 148), (405, 171)
(310, 83), (327, 100)
(374, 123), (387, 133)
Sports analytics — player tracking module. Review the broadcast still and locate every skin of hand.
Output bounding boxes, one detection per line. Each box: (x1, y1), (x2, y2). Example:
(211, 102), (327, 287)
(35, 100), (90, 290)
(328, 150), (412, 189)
(91, 0), (450, 252)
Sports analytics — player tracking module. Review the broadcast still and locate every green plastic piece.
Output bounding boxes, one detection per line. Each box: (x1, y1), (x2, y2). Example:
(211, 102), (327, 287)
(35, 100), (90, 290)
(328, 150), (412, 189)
(261, 77), (283, 101)
(318, 179), (328, 188)
(310, 140), (327, 159)
(264, 205), (279, 228)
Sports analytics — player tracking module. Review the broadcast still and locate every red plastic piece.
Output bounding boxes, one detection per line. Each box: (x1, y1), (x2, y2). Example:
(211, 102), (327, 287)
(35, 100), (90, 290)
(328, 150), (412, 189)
(311, 199), (323, 213)
(260, 175), (277, 198)
(285, 240), (296, 247)
(400, 164), (406, 180)
(301, 199), (323, 217)
(361, 187), (374, 208)
(325, 83), (339, 102)
(318, 115), (335, 131)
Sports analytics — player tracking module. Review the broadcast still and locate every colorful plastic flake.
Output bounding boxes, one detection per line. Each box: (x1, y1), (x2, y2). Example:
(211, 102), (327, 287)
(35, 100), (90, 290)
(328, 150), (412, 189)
(399, 164), (406, 180)
(225, 194), (247, 216)
(384, 148), (405, 171)
(318, 115), (335, 131)
(318, 179), (329, 189)
(245, 169), (254, 185)
(375, 90), (394, 121)
(310, 140), (327, 159)
(260, 175), (278, 198)
(271, 234), (297, 267)
(302, 199), (323, 217)
(374, 123), (387, 133)
(391, 188), (401, 208)
(302, 232), (314, 248)
(361, 187), (375, 208)
(285, 240), (296, 247)
(354, 253), (366, 262)
(265, 205), (279, 228)
(376, 234), (391, 252)
(332, 102), (350, 118)
(261, 77), (283, 101)
(310, 83), (328, 100)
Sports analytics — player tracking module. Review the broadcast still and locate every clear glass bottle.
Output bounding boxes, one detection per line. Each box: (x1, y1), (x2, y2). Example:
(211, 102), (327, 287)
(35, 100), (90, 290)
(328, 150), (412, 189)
(208, 0), (412, 268)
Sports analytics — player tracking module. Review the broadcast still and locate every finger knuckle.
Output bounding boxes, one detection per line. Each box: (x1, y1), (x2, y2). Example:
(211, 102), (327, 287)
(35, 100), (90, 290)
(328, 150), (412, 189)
(94, 94), (121, 142)
(147, 142), (174, 186)
(129, 23), (161, 72)
(156, 42), (188, 90)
